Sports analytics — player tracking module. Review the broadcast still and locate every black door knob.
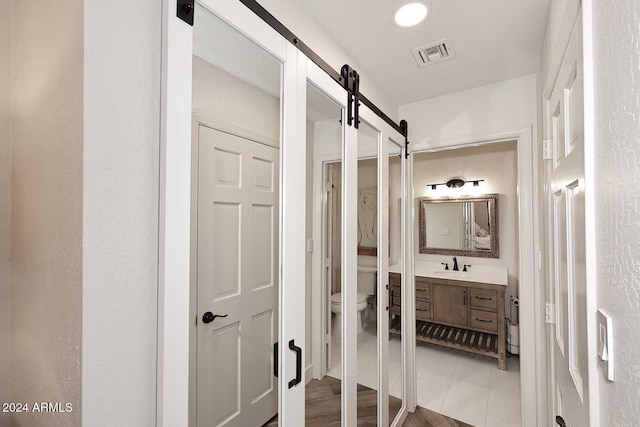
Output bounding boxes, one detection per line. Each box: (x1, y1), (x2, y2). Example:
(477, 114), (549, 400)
(555, 416), (567, 427)
(202, 312), (228, 324)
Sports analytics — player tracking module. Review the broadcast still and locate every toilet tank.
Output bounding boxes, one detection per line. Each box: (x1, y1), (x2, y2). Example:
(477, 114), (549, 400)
(357, 267), (376, 295)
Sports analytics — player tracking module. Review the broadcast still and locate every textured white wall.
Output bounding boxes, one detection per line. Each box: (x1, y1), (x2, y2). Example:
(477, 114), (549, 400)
(0, 1), (11, 425)
(10, 0), (83, 425)
(399, 74), (538, 150)
(593, 0), (640, 424)
(413, 142), (519, 301)
(82, 0), (161, 425)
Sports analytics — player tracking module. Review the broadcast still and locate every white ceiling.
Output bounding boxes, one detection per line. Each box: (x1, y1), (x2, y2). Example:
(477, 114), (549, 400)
(295, 0), (551, 105)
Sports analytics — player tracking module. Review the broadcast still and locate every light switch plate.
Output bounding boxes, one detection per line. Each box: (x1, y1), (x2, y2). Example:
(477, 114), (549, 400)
(597, 308), (614, 381)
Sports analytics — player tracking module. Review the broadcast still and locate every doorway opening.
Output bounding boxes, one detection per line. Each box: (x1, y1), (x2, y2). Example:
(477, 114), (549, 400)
(411, 140), (523, 426)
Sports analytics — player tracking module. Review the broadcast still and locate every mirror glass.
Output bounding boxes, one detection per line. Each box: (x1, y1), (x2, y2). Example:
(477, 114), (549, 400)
(356, 120), (379, 423)
(307, 80), (345, 424)
(192, 3), (282, 425)
(418, 194), (499, 258)
(388, 139), (403, 425)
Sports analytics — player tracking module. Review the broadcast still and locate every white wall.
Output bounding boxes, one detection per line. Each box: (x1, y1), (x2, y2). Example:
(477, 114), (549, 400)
(82, 0), (161, 424)
(592, 0), (640, 424)
(0, 1), (11, 425)
(259, 0), (398, 119)
(192, 57), (280, 143)
(413, 142), (519, 302)
(10, 1), (83, 425)
(399, 74), (538, 151)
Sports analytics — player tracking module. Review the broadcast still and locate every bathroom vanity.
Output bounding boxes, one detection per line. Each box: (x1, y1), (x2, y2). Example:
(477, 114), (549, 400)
(389, 264), (508, 370)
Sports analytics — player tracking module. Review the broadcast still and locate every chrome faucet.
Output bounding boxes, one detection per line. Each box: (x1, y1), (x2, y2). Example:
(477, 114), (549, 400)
(452, 256), (459, 271)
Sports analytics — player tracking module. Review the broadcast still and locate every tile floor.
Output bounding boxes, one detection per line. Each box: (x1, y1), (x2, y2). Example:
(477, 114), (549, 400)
(326, 321), (521, 427)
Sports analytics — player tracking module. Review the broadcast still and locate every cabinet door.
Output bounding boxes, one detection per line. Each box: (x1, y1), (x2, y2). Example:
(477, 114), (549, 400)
(432, 284), (468, 326)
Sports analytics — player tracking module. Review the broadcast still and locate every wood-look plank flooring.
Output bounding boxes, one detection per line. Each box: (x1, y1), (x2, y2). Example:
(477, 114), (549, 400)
(263, 376), (471, 427)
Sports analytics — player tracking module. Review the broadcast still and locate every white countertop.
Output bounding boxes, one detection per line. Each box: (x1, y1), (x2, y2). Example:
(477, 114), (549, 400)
(389, 261), (508, 286)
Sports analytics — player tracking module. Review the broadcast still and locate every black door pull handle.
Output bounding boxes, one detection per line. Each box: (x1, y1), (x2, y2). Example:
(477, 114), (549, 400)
(288, 339), (302, 389)
(274, 342), (278, 378)
(202, 312), (227, 324)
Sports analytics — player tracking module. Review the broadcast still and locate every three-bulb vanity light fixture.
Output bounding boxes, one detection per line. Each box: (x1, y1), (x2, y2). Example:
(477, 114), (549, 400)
(427, 178), (485, 190)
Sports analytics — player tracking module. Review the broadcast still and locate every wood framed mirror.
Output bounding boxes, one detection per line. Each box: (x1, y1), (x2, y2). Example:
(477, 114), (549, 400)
(418, 193), (499, 258)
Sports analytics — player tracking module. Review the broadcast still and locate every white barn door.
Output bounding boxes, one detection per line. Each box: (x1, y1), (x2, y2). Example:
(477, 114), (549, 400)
(545, 10), (590, 427)
(160, 0), (306, 425)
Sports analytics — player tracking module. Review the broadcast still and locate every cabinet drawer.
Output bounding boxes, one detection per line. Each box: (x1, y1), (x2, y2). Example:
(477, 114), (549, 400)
(470, 309), (498, 333)
(416, 300), (432, 320)
(415, 280), (432, 300)
(470, 288), (497, 311)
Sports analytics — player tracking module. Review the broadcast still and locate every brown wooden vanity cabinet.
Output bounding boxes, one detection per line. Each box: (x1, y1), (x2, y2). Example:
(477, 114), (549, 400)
(432, 284), (468, 326)
(389, 272), (507, 370)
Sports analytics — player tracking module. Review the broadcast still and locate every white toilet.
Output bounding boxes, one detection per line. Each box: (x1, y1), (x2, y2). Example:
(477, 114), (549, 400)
(331, 292), (369, 338)
(331, 268), (376, 337)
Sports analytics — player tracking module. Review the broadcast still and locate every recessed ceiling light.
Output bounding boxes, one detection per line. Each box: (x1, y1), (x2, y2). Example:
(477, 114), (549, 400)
(394, 3), (428, 28)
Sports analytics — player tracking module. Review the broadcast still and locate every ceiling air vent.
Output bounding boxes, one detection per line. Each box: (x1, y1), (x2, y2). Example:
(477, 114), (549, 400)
(411, 38), (456, 68)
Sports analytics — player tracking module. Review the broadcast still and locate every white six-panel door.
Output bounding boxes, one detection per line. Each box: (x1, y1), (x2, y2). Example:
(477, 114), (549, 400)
(545, 10), (590, 426)
(196, 125), (279, 427)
